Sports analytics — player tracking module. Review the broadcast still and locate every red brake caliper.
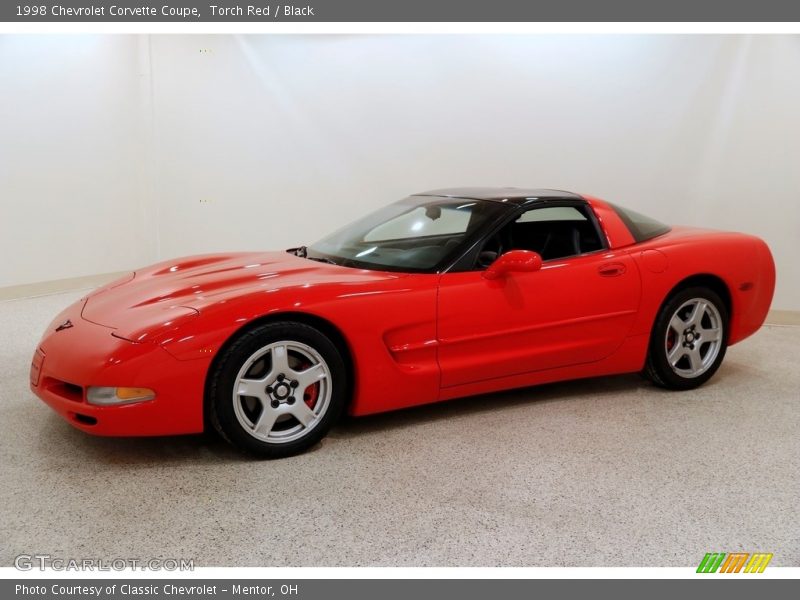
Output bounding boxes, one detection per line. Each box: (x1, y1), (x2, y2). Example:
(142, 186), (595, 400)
(298, 359), (319, 409)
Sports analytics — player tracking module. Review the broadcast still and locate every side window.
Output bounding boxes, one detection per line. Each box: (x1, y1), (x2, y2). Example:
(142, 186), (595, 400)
(515, 206), (587, 223)
(475, 204), (605, 268)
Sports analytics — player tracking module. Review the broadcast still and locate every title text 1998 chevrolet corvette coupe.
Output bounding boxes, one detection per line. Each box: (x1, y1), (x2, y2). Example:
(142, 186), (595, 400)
(31, 188), (775, 457)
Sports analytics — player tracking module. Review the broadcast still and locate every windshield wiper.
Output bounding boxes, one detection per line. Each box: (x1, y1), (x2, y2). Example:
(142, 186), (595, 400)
(306, 256), (338, 265)
(287, 245), (338, 265)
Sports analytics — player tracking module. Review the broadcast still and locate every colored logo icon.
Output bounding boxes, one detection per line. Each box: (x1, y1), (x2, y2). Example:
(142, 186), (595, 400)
(697, 552), (773, 573)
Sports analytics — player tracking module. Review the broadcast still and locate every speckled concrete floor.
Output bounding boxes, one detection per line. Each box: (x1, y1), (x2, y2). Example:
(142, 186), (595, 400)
(0, 290), (797, 567)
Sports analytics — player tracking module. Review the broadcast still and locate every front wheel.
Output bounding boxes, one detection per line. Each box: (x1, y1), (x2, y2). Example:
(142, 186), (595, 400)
(644, 287), (729, 390)
(208, 322), (348, 458)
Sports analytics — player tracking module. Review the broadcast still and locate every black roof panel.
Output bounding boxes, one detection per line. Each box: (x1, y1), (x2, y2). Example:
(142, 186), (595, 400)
(413, 187), (584, 205)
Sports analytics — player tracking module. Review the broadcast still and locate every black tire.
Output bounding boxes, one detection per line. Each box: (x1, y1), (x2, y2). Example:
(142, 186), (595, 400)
(208, 321), (348, 458)
(643, 286), (729, 390)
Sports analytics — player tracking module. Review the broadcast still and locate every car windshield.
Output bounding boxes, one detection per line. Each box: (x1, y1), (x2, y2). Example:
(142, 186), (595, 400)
(306, 196), (508, 272)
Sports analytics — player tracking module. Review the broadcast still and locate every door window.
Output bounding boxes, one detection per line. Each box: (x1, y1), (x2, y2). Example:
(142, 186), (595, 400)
(475, 204), (605, 268)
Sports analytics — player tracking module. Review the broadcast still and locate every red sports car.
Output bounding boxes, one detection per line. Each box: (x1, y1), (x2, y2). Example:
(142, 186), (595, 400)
(31, 188), (775, 457)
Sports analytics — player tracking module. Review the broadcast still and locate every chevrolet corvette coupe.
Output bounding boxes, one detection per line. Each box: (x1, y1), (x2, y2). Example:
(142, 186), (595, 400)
(31, 188), (775, 457)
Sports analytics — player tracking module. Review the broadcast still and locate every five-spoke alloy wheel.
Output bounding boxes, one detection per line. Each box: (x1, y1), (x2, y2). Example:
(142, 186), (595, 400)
(663, 298), (724, 379)
(644, 286), (729, 390)
(208, 322), (347, 458)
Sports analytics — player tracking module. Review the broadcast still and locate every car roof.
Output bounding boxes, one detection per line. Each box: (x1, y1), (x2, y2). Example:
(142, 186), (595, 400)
(412, 187), (585, 205)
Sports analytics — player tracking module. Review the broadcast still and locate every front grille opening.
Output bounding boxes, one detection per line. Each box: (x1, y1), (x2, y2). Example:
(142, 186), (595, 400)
(72, 413), (97, 426)
(44, 378), (84, 402)
(63, 382), (83, 397)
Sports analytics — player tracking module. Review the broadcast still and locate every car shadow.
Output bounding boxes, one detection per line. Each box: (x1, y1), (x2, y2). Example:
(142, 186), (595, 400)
(36, 368), (728, 465)
(330, 372), (652, 438)
(36, 416), (245, 465)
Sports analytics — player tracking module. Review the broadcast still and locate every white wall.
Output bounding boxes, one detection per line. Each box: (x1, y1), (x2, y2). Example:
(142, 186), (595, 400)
(2, 35), (799, 309)
(0, 35), (156, 287)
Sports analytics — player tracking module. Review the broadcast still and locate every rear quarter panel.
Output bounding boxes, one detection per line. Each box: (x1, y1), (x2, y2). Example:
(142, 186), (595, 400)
(630, 228), (775, 346)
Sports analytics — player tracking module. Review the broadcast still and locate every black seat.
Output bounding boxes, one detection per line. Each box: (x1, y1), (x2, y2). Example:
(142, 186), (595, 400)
(540, 225), (581, 260)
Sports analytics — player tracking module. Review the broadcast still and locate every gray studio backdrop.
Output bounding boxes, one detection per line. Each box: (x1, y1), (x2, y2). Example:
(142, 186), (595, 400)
(1, 35), (798, 310)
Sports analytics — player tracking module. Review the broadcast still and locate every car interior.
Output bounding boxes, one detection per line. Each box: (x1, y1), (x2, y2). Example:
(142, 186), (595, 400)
(338, 203), (606, 271)
(476, 205), (605, 268)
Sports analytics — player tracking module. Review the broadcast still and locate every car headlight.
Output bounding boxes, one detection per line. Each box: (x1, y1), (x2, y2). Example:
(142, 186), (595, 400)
(86, 387), (156, 406)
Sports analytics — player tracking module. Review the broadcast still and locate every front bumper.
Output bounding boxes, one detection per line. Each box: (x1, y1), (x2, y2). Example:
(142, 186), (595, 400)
(30, 301), (208, 437)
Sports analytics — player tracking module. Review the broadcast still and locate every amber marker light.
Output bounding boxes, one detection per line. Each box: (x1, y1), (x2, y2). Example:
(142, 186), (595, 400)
(87, 387), (156, 406)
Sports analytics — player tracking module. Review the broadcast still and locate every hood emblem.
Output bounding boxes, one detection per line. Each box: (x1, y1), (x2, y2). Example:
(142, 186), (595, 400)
(55, 320), (73, 332)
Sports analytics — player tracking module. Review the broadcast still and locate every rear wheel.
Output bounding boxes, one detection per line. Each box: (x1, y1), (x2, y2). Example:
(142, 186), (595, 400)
(644, 287), (728, 390)
(208, 322), (347, 458)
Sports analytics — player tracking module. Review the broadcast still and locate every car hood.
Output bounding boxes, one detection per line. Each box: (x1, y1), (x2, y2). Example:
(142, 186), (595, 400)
(81, 251), (404, 340)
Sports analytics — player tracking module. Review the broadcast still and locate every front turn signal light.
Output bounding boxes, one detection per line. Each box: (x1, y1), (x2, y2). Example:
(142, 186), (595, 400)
(87, 386), (156, 406)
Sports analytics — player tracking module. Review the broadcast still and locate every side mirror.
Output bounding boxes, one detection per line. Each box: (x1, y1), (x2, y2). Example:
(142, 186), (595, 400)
(483, 250), (542, 280)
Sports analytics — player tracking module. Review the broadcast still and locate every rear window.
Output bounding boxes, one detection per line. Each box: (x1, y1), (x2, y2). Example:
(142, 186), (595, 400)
(609, 203), (671, 243)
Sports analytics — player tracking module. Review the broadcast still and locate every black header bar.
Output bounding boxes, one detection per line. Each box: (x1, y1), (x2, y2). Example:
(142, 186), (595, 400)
(3, 0), (800, 22)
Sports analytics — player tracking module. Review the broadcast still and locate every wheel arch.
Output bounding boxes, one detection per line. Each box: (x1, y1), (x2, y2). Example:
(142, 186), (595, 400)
(646, 272), (732, 349)
(642, 272), (732, 389)
(664, 273), (732, 319)
(202, 311), (356, 431)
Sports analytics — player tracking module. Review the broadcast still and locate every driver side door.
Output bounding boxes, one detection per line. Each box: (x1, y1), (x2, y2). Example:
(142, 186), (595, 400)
(436, 204), (641, 388)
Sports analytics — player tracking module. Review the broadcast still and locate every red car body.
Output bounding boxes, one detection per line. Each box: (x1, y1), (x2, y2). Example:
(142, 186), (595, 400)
(30, 193), (775, 437)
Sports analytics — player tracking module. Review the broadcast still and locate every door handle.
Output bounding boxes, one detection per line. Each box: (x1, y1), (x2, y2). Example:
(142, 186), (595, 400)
(598, 262), (626, 277)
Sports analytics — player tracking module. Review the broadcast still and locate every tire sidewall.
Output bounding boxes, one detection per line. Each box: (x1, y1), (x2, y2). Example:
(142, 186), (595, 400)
(647, 287), (729, 390)
(209, 322), (347, 458)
